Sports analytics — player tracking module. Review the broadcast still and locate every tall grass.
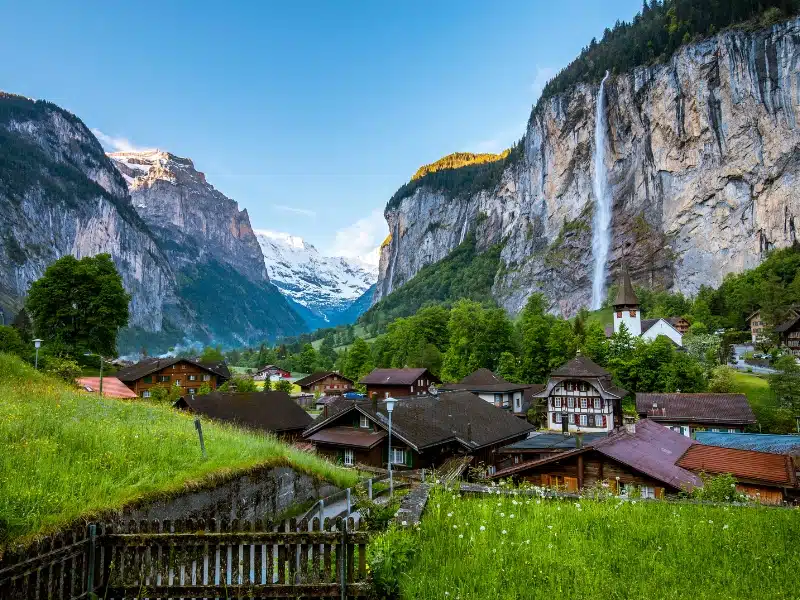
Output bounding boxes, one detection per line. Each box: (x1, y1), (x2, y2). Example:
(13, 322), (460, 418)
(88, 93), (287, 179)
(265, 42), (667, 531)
(394, 487), (799, 599)
(0, 353), (358, 544)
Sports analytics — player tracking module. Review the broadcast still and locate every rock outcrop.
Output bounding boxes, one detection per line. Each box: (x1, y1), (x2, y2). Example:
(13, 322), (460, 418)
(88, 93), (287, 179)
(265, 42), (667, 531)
(375, 19), (800, 317)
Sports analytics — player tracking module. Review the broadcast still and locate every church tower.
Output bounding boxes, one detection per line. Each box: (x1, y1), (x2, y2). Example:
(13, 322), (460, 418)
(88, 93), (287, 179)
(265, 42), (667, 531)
(612, 268), (641, 336)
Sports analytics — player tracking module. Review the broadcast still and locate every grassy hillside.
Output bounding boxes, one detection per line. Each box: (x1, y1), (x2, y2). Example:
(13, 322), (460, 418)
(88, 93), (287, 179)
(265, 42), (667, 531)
(0, 353), (358, 546)
(359, 233), (504, 332)
(730, 371), (795, 434)
(387, 487), (799, 599)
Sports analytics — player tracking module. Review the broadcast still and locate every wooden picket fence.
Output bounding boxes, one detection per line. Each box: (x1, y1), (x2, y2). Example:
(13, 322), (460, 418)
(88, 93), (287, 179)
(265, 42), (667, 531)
(0, 517), (370, 599)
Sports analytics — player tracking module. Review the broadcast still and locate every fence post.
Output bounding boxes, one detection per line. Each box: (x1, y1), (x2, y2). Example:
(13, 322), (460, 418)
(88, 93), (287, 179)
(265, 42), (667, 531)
(422, 468), (426, 483)
(346, 488), (351, 517)
(86, 524), (97, 595)
(340, 525), (347, 600)
(367, 478), (373, 500)
(318, 499), (325, 522)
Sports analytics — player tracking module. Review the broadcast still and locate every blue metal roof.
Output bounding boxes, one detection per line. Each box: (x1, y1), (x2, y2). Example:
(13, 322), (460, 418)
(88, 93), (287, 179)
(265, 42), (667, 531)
(695, 432), (800, 454)
(503, 431), (608, 450)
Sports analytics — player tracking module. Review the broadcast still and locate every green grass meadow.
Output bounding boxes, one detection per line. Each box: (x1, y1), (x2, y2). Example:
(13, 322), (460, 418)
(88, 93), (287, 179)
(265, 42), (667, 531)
(389, 487), (799, 600)
(730, 371), (796, 433)
(0, 353), (358, 546)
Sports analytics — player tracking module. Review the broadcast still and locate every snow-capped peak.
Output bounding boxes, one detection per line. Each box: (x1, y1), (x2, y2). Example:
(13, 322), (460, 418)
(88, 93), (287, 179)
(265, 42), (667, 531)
(255, 229), (378, 321)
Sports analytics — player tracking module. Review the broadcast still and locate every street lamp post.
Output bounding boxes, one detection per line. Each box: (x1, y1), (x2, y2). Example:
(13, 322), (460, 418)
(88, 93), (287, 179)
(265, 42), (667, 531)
(33, 339), (42, 370)
(385, 396), (397, 498)
(84, 352), (104, 397)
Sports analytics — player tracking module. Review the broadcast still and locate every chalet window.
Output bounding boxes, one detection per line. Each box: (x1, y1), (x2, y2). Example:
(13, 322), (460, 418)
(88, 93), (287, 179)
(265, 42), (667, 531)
(142, 390), (151, 398)
(554, 412), (562, 424)
(553, 398), (562, 409)
(188, 375), (197, 381)
(580, 382), (588, 392)
(494, 393), (502, 406)
(174, 380), (181, 386)
(344, 449), (354, 466)
(580, 398), (588, 409)
(359, 415), (369, 428)
(579, 414), (588, 427)
(188, 388), (197, 394)
(616, 311), (622, 318)
(158, 375), (170, 383)
(391, 448), (405, 465)
(567, 398), (575, 409)
(410, 386), (414, 393)
(514, 396), (521, 410)
(728, 428), (737, 433)
(181, 364), (186, 370)
(640, 486), (656, 499)
(385, 392), (390, 398)
(143, 376), (152, 384)
(629, 310), (636, 317)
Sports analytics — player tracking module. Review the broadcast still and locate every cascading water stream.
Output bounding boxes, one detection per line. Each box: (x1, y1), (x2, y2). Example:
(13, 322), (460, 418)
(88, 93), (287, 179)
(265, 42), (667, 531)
(590, 71), (611, 310)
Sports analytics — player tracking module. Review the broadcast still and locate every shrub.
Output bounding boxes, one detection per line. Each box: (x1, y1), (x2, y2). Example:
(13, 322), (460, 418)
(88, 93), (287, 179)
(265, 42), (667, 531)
(689, 473), (748, 503)
(219, 375), (258, 393)
(43, 356), (81, 383)
(0, 325), (25, 357)
(274, 379), (293, 393)
(368, 525), (417, 599)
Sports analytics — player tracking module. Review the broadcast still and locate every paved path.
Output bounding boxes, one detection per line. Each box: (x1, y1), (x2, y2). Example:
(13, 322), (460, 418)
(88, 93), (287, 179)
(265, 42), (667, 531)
(728, 344), (777, 374)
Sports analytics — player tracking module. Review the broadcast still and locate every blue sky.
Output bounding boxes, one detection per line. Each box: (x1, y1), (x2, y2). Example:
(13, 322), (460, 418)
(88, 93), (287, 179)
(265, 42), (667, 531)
(0, 0), (642, 260)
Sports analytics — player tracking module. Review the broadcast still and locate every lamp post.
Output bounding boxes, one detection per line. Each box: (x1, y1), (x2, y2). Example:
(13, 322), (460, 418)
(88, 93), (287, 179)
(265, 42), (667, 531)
(33, 339), (42, 370)
(84, 352), (104, 397)
(385, 396), (397, 498)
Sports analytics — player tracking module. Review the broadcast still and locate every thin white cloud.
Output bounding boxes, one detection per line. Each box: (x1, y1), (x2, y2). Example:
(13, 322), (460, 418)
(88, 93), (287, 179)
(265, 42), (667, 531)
(532, 65), (557, 103)
(329, 208), (386, 263)
(473, 139), (502, 153)
(91, 128), (147, 153)
(272, 204), (317, 217)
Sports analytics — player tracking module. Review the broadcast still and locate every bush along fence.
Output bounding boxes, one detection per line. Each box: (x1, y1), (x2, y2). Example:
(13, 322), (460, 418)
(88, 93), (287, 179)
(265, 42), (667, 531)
(0, 517), (370, 599)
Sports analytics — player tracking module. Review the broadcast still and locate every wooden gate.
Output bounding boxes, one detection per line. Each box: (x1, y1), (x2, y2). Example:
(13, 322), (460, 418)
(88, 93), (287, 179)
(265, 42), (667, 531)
(0, 517), (370, 599)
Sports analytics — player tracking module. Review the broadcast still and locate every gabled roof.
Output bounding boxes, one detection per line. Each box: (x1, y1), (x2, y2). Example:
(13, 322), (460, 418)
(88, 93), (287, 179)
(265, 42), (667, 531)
(636, 393), (756, 425)
(613, 268), (639, 307)
(460, 368), (505, 385)
(492, 419), (702, 491)
(304, 391), (533, 452)
(307, 427), (387, 449)
(256, 364), (290, 373)
(550, 356), (611, 378)
(76, 377), (138, 399)
(441, 368), (539, 394)
(677, 444), (798, 487)
(694, 432), (800, 455)
(178, 391), (312, 433)
(640, 318), (683, 340)
(774, 315), (800, 333)
(499, 431), (609, 451)
(116, 357), (231, 382)
(359, 368), (436, 386)
(294, 371), (353, 387)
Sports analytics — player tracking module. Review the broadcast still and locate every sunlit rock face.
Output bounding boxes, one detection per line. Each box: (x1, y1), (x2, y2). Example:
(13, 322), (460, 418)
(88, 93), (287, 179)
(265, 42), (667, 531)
(375, 18), (800, 317)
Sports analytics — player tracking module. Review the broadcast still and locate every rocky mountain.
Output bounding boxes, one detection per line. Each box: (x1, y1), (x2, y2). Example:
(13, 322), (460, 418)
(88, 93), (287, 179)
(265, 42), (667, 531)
(0, 93), (305, 354)
(255, 230), (378, 329)
(374, 17), (800, 318)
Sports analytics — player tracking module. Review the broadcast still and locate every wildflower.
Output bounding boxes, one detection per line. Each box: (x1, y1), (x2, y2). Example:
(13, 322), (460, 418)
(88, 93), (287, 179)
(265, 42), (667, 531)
(500, 512), (505, 517)
(502, 529), (507, 534)
(458, 534), (463, 539)
(447, 512), (453, 517)
(708, 520), (713, 524)
(401, 520), (408, 526)
(509, 514), (515, 518)
(480, 525), (486, 531)
(723, 524), (729, 530)
(453, 524), (458, 529)
(547, 525), (553, 529)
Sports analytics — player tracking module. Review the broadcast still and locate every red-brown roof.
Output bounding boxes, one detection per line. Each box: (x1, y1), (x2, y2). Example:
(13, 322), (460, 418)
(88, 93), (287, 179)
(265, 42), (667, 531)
(677, 444), (798, 487)
(307, 426), (387, 449)
(637, 393), (756, 425)
(77, 377), (138, 399)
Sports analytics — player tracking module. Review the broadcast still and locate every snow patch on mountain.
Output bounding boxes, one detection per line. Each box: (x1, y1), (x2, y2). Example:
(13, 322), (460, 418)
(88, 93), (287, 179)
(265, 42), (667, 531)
(255, 230), (378, 325)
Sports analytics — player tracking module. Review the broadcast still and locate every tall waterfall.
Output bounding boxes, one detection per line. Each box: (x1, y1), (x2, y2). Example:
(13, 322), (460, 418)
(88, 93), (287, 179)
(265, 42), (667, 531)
(590, 71), (611, 310)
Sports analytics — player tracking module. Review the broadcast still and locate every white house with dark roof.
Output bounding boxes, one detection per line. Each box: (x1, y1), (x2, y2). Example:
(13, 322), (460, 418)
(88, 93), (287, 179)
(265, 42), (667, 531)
(611, 269), (683, 346)
(441, 368), (544, 416)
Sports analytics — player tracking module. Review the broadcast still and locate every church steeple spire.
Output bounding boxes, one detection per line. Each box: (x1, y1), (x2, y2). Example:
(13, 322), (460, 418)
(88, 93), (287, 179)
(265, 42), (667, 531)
(613, 266), (639, 308)
(612, 266), (641, 336)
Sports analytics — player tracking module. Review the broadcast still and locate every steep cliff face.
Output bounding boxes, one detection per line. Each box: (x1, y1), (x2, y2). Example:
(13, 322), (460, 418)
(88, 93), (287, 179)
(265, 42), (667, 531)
(0, 93), (177, 331)
(375, 19), (800, 317)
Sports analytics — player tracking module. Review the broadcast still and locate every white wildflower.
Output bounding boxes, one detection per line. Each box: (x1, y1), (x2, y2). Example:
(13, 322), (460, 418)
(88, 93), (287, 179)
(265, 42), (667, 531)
(502, 529), (507, 534)
(480, 525), (486, 531)
(401, 521), (408, 526)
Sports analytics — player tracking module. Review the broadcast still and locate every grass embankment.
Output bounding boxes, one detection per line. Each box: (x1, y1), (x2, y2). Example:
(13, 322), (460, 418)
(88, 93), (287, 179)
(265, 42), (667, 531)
(0, 353), (358, 545)
(388, 488), (799, 599)
(730, 371), (795, 433)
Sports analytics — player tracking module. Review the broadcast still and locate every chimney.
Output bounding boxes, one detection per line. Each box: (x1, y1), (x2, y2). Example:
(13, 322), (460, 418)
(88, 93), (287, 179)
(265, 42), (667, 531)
(323, 404), (328, 419)
(624, 421), (636, 435)
(575, 430), (583, 448)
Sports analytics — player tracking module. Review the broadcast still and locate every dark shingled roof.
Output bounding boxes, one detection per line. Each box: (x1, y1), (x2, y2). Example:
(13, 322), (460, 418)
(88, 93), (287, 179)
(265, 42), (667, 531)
(460, 368), (505, 385)
(307, 427), (387, 449)
(678, 444), (798, 487)
(550, 356), (610, 378)
(613, 268), (639, 307)
(305, 391), (534, 451)
(116, 358), (231, 382)
(492, 419), (702, 490)
(179, 391), (312, 433)
(441, 369), (539, 394)
(500, 431), (609, 451)
(637, 393), (756, 425)
(359, 368), (436, 386)
(294, 371), (353, 387)
(774, 315), (800, 333)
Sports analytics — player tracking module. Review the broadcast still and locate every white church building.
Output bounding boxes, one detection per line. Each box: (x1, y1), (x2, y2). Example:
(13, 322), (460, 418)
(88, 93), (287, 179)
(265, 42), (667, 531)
(610, 270), (683, 347)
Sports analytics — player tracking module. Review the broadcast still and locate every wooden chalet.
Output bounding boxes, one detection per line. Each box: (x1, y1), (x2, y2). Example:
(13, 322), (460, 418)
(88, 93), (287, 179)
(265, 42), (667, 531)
(677, 444), (799, 505)
(496, 431), (609, 471)
(303, 391), (533, 470)
(174, 390), (312, 441)
(491, 419), (702, 497)
(116, 358), (230, 398)
(667, 317), (690, 335)
(775, 314), (800, 357)
(636, 393), (756, 437)
(254, 365), (291, 381)
(441, 368), (543, 416)
(532, 356), (627, 433)
(360, 368), (440, 399)
(294, 371), (354, 395)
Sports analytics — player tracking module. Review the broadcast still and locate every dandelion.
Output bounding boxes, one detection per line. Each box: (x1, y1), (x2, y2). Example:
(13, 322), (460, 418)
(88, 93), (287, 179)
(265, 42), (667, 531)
(500, 512), (505, 517)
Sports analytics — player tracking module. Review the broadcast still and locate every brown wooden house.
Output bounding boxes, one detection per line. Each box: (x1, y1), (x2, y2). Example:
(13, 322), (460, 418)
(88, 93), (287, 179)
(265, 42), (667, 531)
(116, 358), (231, 398)
(677, 444), (799, 505)
(359, 368), (441, 399)
(636, 393), (756, 437)
(775, 314), (800, 357)
(294, 371), (354, 396)
(303, 391), (533, 470)
(174, 390), (312, 441)
(491, 419), (702, 497)
(441, 368), (544, 416)
(667, 317), (691, 334)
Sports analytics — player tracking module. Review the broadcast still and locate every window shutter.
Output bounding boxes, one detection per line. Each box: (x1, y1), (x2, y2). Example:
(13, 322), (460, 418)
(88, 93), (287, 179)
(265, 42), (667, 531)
(565, 477), (578, 492)
(602, 416), (606, 427)
(655, 487), (665, 499)
(609, 479), (618, 494)
(405, 450), (413, 468)
(552, 413), (557, 423)
(574, 414), (579, 425)
(541, 474), (551, 487)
